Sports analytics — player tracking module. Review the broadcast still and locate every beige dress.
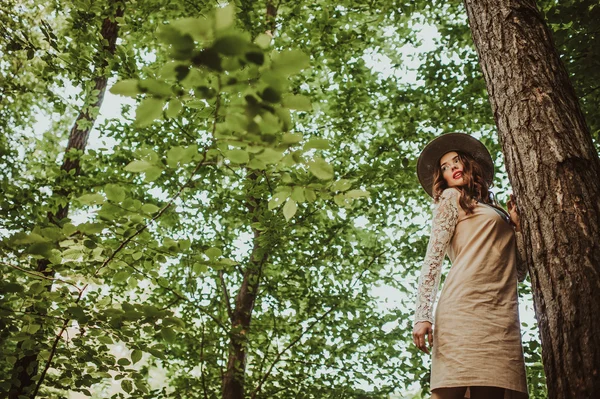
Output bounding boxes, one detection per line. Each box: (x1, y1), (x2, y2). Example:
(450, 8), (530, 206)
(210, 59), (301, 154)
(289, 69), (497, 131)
(414, 187), (528, 398)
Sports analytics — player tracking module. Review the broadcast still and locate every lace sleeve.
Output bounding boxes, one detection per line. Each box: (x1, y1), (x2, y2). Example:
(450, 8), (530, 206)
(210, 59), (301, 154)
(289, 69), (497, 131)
(515, 231), (528, 282)
(414, 188), (459, 325)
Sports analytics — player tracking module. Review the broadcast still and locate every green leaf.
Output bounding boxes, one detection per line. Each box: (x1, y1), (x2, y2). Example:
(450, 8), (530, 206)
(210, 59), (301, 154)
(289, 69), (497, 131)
(105, 184), (126, 202)
(139, 79), (172, 97)
(121, 379), (133, 394)
(225, 149), (249, 164)
(282, 133), (303, 144)
(14, 232), (50, 245)
(135, 98), (165, 127)
(131, 349), (143, 364)
(193, 263), (208, 274)
(268, 191), (289, 210)
(141, 203), (160, 214)
(205, 247), (222, 260)
(213, 34), (248, 56)
(346, 189), (370, 198)
(161, 327), (177, 343)
(225, 113), (248, 133)
(283, 199), (297, 221)
(124, 160), (154, 173)
(215, 4), (235, 31)
(254, 33), (272, 49)
(144, 166), (163, 182)
(166, 98), (183, 119)
(77, 193), (105, 205)
(331, 179), (352, 192)
(282, 94), (312, 111)
(113, 271), (130, 283)
(247, 158), (267, 170)
(304, 138), (330, 150)
(110, 79), (140, 97)
(157, 25), (194, 53)
(291, 186), (306, 203)
(304, 188), (317, 202)
(255, 148), (284, 164)
(272, 49), (310, 75)
(117, 357), (131, 366)
(25, 324), (41, 334)
(171, 17), (211, 41)
(308, 157), (334, 180)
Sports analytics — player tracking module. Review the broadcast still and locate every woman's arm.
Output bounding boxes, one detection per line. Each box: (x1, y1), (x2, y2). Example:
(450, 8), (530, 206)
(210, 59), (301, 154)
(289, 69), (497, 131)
(508, 194), (528, 282)
(414, 188), (460, 325)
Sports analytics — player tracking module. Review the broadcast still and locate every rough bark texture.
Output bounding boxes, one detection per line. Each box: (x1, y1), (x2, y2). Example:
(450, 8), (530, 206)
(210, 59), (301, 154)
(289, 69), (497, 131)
(8, 5), (123, 398)
(464, 0), (600, 397)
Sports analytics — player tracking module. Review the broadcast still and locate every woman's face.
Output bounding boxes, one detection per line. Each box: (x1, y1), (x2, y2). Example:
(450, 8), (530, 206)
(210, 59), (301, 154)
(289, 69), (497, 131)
(439, 151), (465, 188)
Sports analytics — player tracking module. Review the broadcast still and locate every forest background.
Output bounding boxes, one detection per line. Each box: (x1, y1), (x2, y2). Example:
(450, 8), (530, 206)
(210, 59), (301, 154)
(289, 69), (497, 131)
(1, 0), (598, 398)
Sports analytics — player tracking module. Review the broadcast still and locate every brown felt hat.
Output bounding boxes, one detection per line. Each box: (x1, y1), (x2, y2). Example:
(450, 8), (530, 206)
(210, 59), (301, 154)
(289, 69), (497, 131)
(417, 132), (494, 197)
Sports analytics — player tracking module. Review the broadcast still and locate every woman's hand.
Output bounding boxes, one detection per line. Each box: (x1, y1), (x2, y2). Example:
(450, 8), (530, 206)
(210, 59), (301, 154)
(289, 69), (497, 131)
(507, 193), (521, 232)
(412, 321), (433, 354)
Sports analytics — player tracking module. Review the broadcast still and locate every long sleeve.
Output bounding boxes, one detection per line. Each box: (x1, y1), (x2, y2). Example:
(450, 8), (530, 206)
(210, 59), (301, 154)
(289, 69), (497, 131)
(414, 188), (459, 325)
(514, 231), (528, 282)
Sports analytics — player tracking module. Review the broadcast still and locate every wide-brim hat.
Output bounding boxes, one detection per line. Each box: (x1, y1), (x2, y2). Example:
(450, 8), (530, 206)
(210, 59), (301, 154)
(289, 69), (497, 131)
(417, 132), (494, 197)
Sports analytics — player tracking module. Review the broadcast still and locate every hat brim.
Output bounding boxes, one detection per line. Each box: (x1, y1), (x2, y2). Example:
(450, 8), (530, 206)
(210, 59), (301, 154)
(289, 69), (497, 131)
(417, 133), (494, 197)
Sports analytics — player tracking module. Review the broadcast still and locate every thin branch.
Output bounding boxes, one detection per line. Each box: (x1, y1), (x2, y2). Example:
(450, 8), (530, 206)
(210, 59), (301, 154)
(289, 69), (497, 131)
(1, 261), (82, 293)
(91, 153), (210, 278)
(255, 311), (277, 379)
(251, 251), (384, 398)
(250, 306), (336, 399)
(0, 306), (66, 322)
(219, 271), (234, 322)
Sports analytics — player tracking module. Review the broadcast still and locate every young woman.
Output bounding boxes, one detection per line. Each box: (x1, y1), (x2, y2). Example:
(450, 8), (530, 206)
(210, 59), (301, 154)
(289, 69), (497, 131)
(412, 133), (528, 399)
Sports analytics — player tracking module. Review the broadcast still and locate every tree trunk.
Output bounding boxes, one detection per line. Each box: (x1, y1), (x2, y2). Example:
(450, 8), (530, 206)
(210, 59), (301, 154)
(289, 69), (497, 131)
(221, 207), (269, 399)
(221, 5), (278, 399)
(8, 5), (124, 398)
(463, 0), (600, 397)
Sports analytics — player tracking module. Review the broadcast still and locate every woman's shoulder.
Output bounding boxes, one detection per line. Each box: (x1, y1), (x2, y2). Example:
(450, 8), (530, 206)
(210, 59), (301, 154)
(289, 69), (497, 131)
(438, 187), (461, 202)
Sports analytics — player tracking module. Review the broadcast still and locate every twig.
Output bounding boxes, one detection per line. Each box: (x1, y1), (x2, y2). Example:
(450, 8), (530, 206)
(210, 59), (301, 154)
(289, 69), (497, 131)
(219, 271), (234, 322)
(1, 261), (82, 293)
(250, 306), (336, 399)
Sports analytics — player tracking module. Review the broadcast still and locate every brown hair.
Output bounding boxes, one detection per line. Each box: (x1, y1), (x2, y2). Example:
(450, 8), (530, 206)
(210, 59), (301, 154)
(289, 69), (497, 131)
(432, 151), (504, 215)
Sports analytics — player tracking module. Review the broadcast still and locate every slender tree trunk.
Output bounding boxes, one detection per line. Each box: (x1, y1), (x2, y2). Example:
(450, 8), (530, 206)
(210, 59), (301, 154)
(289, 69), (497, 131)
(8, 4), (124, 398)
(222, 202), (269, 399)
(463, 1), (600, 397)
(221, 5), (278, 398)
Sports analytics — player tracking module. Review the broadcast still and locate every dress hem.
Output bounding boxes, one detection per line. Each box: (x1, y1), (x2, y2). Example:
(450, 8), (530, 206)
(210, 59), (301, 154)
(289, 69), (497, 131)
(432, 382), (528, 396)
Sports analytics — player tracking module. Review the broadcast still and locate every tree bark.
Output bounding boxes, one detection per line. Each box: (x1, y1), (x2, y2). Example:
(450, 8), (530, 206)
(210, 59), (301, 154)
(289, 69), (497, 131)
(463, 0), (600, 397)
(221, 202), (269, 399)
(8, 4), (124, 398)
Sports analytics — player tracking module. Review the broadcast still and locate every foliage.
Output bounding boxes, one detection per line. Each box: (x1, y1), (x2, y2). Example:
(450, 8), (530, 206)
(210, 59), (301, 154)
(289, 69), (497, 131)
(0, 0), (598, 398)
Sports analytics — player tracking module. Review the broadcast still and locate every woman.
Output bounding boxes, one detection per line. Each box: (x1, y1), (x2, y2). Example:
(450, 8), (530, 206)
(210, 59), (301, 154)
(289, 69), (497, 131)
(412, 133), (528, 399)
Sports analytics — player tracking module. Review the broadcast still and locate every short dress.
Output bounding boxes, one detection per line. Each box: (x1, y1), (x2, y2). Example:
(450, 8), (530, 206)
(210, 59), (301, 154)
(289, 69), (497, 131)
(414, 187), (529, 398)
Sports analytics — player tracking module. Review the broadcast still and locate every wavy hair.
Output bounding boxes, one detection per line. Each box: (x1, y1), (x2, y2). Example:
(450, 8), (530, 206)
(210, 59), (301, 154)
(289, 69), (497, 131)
(432, 151), (505, 216)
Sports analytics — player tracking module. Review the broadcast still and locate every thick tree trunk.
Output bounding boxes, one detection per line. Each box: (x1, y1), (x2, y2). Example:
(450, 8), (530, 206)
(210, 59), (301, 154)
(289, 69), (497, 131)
(8, 5), (123, 398)
(464, 0), (600, 397)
